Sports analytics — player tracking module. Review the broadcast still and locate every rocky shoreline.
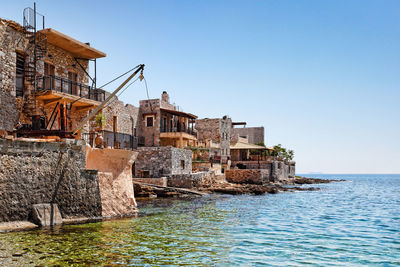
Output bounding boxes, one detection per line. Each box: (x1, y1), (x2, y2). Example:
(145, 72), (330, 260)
(134, 176), (345, 198)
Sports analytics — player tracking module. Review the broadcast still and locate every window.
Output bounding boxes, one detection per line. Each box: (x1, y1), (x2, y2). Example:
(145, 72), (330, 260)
(161, 117), (167, 132)
(113, 116), (118, 148)
(44, 62), (55, 90)
(146, 116), (154, 127)
(181, 160), (185, 169)
(16, 52), (25, 97)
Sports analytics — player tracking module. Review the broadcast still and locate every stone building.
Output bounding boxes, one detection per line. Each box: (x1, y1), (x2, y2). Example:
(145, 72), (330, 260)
(0, 9), (140, 227)
(231, 124), (265, 145)
(133, 91), (201, 187)
(0, 17), (106, 136)
(229, 132), (296, 183)
(85, 93), (139, 150)
(0, 12), (141, 151)
(137, 91), (197, 148)
(195, 116), (232, 162)
(134, 146), (192, 178)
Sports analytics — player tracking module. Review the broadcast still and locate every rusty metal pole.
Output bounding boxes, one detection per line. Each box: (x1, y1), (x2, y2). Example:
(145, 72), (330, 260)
(33, 2), (37, 115)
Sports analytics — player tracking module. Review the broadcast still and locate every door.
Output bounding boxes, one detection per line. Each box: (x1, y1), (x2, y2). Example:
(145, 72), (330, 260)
(162, 117), (167, 132)
(68, 71), (78, 95)
(44, 62), (55, 90)
(113, 116), (118, 148)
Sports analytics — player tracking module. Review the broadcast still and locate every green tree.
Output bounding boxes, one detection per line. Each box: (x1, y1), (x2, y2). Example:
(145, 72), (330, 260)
(271, 144), (294, 161)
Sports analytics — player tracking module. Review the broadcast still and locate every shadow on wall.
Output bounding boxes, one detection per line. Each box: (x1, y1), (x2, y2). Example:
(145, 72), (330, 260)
(85, 147), (138, 217)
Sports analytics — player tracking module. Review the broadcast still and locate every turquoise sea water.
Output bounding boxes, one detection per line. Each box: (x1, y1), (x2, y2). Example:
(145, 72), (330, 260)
(0, 174), (400, 266)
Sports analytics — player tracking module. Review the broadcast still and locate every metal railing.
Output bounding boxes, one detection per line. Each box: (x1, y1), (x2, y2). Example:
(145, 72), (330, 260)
(23, 7), (45, 31)
(82, 130), (138, 150)
(37, 75), (105, 102)
(160, 126), (196, 136)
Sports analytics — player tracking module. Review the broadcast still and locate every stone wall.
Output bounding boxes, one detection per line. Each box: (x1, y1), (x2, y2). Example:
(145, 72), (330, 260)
(231, 127), (265, 144)
(138, 98), (161, 146)
(86, 147), (138, 217)
(195, 118), (221, 143)
(167, 171), (215, 188)
(230, 160), (295, 183)
(43, 43), (89, 85)
(219, 116), (232, 160)
(0, 19), (28, 130)
(133, 177), (167, 187)
(134, 146), (192, 178)
(195, 116), (232, 160)
(0, 19), (28, 95)
(225, 169), (271, 184)
(192, 161), (211, 172)
(101, 94), (139, 136)
(0, 90), (19, 131)
(0, 139), (102, 223)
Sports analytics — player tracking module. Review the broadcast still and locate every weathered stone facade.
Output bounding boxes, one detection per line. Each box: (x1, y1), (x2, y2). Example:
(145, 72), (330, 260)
(0, 18), (108, 136)
(138, 91), (197, 148)
(0, 19), (28, 95)
(138, 98), (161, 146)
(231, 126), (265, 144)
(230, 160), (296, 183)
(101, 93), (139, 136)
(134, 146), (192, 178)
(0, 139), (102, 223)
(225, 169), (270, 184)
(167, 171), (215, 188)
(0, 19), (27, 129)
(87, 93), (140, 149)
(0, 90), (19, 131)
(195, 116), (232, 160)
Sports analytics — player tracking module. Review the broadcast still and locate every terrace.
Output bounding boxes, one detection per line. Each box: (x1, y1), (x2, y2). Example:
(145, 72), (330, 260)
(159, 108), (198, 148)
(37, 75), (105, 102)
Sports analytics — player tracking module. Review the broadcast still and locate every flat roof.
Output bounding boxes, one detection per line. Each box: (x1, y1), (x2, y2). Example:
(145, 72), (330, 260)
(39, 28), (106, 59)
(160, 108), (198, 119)
(230, 141), (273, 150)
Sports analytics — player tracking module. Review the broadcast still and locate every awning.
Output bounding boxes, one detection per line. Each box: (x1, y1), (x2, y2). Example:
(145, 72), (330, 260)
(230, 141), (273, 150)
(160, 108), (198, 119)
(39, 28), (106, 59)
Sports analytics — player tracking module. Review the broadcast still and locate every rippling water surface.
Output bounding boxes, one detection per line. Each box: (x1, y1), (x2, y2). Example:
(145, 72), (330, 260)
(1, 174), (400, 266)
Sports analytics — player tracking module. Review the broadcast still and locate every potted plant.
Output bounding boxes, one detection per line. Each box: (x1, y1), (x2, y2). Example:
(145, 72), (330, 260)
(95, 113), (105, 131)
(94, 113), (105, 148)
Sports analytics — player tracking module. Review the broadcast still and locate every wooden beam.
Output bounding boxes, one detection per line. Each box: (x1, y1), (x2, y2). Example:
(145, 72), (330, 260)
(75, 104), (94, 112)
(43, 97), (63, 106)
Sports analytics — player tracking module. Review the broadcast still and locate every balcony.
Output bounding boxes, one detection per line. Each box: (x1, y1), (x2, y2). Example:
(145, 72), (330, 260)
(160, 127), (196, 136)
(83, 130), (138, 150)
(37, 75), (105, 102)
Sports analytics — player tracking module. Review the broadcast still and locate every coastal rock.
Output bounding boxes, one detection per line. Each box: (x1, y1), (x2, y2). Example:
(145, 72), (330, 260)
(294, 177), (345, 184)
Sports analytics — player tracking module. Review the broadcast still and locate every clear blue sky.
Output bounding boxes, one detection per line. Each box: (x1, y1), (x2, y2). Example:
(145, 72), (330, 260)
(2, 1), (399, 174)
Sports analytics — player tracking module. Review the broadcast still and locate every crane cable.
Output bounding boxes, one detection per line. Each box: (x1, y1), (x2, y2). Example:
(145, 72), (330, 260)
(69, 65), (141, 107)
(97, 64), (141, 89)
(102, 76), (141, 109)
(143, 77), (153, 112)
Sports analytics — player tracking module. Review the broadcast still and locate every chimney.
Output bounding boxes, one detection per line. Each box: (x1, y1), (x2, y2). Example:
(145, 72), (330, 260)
(161, 91), (170, 103)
